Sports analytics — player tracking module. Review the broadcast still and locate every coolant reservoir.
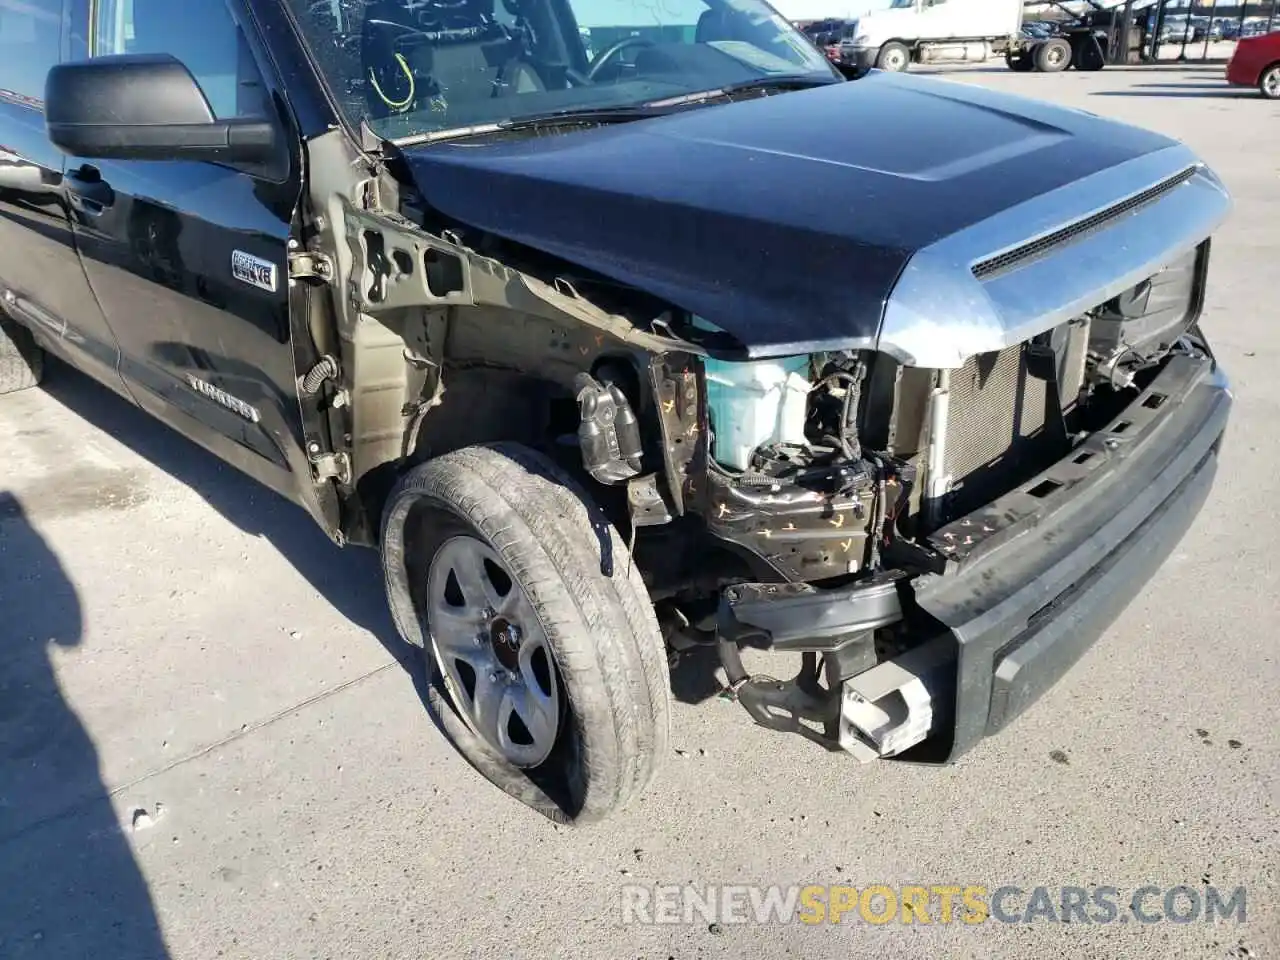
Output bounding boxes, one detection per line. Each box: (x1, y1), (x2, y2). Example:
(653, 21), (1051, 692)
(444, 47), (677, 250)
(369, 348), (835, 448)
(703, 356), (811, 471)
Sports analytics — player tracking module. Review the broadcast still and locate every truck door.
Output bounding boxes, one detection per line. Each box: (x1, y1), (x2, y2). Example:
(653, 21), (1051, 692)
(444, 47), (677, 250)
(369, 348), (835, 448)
(62, 0), (309, 498)
(920, 0), (963, 40)
(0, 0), (122, 391)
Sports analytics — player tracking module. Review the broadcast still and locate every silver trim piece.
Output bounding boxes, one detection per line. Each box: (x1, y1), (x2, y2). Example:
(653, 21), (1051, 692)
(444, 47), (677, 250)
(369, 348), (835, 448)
(878, 145), (1232, 369)
(231, 250), (278, 293)
(185, 375), (262, 423)
(922, 368), (951, 526)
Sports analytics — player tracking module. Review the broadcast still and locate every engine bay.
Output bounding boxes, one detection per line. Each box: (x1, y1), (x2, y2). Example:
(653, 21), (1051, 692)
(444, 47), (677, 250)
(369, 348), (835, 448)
(663, 240), (1211, 589)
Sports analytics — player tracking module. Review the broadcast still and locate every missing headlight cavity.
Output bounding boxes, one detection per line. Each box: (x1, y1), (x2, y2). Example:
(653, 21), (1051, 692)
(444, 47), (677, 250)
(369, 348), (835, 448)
(363, 229), (389, 303)
(425, 248), (464, 297)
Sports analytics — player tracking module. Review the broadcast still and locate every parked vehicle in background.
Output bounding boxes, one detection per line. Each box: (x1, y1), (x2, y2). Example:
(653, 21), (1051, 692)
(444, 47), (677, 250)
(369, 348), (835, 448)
(837, 0), (1121, 74)
(839, 0), (1026, 72)
(1187, 17), (1225, 42)
(1234, 19), (1278, 39)
(1159, 18), (1195, 45)
(800, 17), (855, 61)
(1227, 30), (1280, 99)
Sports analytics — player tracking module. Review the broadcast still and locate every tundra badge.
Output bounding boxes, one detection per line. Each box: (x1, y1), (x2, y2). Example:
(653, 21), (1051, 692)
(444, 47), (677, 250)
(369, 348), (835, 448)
(231, 250), (278, 292)
(185, 375), (262, 423)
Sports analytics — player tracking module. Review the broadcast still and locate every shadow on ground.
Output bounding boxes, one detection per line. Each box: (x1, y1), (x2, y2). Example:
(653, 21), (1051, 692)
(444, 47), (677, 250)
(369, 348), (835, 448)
(41, 366), (405, 658)
(1091, 79), (1256, 99)
(1092, 89), (1256, 98)
(0, 494), (169, 959)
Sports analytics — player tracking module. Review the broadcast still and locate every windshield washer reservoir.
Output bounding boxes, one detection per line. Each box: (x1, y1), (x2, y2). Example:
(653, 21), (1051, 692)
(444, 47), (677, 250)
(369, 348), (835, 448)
(704, 356), (810, 471)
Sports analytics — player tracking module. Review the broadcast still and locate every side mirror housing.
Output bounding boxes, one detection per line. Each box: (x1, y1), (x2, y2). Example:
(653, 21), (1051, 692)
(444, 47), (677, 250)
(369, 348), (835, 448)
(45, 54), (278, 164)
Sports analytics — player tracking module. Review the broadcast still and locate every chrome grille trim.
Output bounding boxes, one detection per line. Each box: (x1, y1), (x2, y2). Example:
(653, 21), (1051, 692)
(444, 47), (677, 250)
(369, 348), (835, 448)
(971, 167), (1197, 281)
(878, 145), (1231, 370)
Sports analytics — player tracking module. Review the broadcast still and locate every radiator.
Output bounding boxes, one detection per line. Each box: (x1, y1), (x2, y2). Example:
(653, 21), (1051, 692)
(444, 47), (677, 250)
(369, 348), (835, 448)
(940, 342), (1058, 520)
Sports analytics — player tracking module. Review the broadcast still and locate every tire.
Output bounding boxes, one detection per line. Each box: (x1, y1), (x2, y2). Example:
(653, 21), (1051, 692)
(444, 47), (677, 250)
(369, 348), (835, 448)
(0, 316), (44, 396)
(1006, 50), (1034, 72)
(380, 442), (671, 825)
(1072, 36), (1106, 71)
(1260, 64), (1280, 100)
(875, 41), (911, 72)
(1034, 38), (1072, 73)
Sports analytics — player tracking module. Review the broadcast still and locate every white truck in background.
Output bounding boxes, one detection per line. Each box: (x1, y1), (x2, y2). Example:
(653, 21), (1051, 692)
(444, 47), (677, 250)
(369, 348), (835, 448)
(835, 0), (1117, 74)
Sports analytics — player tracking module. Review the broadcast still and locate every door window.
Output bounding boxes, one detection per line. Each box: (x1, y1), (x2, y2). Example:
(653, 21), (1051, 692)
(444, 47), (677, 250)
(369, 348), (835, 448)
(93, 0), (268, 119)
(0, 0), (63, 107)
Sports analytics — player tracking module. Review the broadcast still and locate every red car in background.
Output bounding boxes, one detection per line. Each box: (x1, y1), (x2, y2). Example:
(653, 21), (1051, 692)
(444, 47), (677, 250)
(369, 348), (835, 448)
(1226, 31), (1280, 99)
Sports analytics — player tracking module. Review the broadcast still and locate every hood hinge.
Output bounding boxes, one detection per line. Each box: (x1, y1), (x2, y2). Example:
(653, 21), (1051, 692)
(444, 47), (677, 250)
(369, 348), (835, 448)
(307, 446), (351, 485)
(289, 249), (334, 282)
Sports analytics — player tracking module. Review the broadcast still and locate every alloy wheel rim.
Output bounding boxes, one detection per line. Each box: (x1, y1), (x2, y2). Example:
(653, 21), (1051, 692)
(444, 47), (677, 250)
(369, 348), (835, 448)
(426, 536), (561, 768)
(1265, 70), (1280, 97)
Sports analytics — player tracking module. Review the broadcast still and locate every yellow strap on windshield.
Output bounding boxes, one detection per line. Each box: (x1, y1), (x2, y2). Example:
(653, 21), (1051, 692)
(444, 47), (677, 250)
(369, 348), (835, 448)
(369, 53), (415, 112)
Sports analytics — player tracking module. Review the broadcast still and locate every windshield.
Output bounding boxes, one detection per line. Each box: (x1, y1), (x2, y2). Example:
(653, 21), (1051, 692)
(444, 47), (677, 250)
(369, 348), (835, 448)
(287, 0), (837, 142)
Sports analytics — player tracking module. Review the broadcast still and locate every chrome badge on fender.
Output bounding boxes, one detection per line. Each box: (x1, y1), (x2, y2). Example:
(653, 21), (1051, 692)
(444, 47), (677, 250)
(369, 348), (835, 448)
(185, 375), (262, 423)
(231, 250), (278, 292)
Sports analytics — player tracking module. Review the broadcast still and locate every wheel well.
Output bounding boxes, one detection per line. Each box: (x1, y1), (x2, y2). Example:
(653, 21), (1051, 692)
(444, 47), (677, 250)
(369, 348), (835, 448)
(348, 345), (650, 549)
(349, 364), (572, 548)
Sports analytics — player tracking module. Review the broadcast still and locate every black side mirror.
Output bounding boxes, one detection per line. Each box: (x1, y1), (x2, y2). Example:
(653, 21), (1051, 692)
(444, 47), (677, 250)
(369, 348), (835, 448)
(45, 54), (278, 164)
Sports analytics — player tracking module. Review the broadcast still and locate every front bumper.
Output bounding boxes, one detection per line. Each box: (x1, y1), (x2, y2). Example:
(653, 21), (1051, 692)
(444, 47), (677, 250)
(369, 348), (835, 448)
(917, 349), (1229, 759)
(841, 46), (879, 72)
(1225, 56), (1250, 86)
(718, 349), (1231, 760)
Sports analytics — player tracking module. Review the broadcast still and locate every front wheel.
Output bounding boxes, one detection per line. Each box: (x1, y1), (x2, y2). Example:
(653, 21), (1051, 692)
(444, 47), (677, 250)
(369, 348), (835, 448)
(380, 442), (672, 824)
(1006, 50), (1034, 72)
(1072, 36), (1107, 71)
(1260, 64), (1280, 100)
(876, 41), (911, 72)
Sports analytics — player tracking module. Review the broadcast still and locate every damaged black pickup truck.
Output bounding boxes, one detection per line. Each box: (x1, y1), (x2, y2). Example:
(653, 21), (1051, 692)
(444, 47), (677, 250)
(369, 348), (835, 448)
(0, 0), (1231, 822)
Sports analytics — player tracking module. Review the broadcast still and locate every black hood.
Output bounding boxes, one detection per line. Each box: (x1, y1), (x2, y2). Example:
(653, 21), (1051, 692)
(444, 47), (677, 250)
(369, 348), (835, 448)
(400, 71), (1178, 355)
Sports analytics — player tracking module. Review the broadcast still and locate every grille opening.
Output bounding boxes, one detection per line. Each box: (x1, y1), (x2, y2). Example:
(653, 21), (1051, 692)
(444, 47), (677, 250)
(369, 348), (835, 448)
(972, 167), (1197, 280)
(1142, 394), (1167, 409)
(1073, 451), (1095, 464)
(1112, 420), (1132, 434)
(938, 342), (1069, 522)
(1027, 479), (1062, 499)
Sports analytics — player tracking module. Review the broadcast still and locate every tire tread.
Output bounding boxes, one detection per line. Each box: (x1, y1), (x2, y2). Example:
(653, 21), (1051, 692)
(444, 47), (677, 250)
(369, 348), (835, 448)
(380, 442), (671, 824)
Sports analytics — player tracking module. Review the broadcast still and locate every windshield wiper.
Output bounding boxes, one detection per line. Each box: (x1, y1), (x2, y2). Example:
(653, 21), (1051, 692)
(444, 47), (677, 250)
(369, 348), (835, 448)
(391, 76), (839, 147)
(496, 104), (672, 131)
(645, 74), (841, 108)
(390, 105), (666, 147)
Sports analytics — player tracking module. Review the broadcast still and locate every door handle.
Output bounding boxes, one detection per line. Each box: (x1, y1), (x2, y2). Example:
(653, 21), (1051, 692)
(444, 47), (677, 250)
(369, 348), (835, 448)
(65, 164), (115, 213)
